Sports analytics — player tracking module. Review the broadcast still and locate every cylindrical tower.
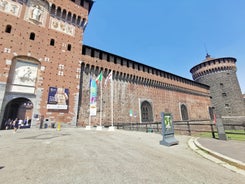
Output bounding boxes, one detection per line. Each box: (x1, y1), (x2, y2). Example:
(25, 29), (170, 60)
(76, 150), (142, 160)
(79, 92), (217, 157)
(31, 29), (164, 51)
(190, 54), (245, 117)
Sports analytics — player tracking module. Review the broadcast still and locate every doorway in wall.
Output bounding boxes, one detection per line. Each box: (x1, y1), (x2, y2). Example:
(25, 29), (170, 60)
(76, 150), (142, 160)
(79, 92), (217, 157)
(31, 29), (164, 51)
(1, 98), (33, 129)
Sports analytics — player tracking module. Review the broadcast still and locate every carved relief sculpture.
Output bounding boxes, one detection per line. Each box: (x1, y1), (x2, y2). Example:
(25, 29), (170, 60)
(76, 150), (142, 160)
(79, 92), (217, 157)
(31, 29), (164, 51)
(24, 0), (48, 27)
(30, 5), (42, 22)
(0, 0), (21, 17)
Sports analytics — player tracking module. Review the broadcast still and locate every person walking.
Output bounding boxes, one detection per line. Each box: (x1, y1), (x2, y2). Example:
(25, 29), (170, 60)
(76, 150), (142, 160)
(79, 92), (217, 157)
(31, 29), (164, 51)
(13, 118), (18, 133)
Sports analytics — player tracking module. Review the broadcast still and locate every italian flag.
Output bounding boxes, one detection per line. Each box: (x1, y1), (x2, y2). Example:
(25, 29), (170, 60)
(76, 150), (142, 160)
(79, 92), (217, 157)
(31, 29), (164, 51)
(96, 72), (103, 84)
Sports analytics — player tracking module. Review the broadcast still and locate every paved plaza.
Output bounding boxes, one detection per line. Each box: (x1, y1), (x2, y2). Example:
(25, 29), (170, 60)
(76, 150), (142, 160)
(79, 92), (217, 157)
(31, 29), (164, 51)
(0, 128), (244, 184)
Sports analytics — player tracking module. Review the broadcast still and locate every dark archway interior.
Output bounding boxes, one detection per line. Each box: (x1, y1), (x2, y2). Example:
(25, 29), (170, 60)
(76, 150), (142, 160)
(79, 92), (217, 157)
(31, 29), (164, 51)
(1, 98), (33, 130)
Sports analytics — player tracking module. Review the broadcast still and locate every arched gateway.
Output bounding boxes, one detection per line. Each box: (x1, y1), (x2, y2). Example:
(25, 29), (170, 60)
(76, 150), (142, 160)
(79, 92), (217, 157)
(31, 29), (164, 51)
(1, 98), (33, 130)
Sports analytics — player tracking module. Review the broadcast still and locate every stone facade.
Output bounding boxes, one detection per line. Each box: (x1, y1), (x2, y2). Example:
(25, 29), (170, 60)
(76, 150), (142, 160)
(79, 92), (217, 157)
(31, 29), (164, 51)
(190, 55), (245, 119)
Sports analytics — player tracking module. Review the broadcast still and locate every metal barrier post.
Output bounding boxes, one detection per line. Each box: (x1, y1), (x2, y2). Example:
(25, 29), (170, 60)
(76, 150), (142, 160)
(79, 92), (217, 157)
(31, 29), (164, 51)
(187, 121), (191, 136)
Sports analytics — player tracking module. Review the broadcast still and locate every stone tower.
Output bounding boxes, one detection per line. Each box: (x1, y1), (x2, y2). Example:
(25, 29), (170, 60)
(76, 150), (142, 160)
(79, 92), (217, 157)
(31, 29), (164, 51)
(190, 54), (245, 118)
(0, 0), (94, 129)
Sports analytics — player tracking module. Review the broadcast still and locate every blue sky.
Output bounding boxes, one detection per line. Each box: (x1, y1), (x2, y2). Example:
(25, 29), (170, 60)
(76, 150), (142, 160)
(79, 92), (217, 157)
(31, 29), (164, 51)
(83, 0), (245, 93)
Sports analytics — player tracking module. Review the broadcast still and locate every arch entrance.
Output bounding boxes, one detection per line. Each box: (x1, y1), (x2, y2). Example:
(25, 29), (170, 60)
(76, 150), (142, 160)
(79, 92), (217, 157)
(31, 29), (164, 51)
(1, 98), (33, 130)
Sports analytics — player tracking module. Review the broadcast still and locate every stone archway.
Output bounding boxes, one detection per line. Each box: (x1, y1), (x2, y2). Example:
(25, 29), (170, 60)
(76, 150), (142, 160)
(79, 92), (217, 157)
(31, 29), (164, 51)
(141, 100), (153, 122)
(1, 98), (33, 130)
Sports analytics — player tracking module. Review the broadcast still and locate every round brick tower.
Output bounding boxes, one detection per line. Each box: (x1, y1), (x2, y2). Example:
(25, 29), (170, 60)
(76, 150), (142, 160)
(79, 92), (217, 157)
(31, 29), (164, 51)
(190, 54), (245, 118)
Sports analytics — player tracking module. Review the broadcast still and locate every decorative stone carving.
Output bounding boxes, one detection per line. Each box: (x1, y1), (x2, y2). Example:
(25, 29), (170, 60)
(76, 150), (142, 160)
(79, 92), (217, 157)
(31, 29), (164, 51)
(0, 0), (22, 17)
(50, 17), (75, 36)
(24, 0), (48, 27)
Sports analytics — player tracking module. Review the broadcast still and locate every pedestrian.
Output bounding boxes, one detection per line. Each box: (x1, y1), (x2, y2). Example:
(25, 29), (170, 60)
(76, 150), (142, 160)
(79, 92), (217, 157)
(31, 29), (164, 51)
(18, 119), (23, 129)
(13, 118), (18, 133)
(5, 118), (11, 130)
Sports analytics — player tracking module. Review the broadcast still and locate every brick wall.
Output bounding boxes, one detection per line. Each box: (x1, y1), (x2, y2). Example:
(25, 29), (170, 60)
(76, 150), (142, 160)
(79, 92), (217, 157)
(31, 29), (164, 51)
(0, 0), (91, 127)
(78, 46), (211, 127)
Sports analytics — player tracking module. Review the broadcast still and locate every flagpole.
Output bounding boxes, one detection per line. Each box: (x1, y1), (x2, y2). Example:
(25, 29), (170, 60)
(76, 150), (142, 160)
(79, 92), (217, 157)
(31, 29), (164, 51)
(86, 76), (92, 130)
(96, 82), (103, 131)
(100, 80), (103, 126)
(109, 71), (115, 131)
(111, 76), (113, 126)
(96, 72), (103, 130)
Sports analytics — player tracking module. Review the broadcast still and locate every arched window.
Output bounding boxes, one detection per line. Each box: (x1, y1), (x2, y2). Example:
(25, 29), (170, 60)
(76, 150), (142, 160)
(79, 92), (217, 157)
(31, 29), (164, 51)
(72, 14), (76, 24)
(141, 101), (153, 122)
(5, 25), (12, 33)
(50, 4), (56, 15)
(81, 18), (86, 27)
(67, 12), (72, 22)
(57, 7), (62, 17)
(181, 104), (189, 120)
(62, 9), (67, 19)
(77, 16), (81, 25)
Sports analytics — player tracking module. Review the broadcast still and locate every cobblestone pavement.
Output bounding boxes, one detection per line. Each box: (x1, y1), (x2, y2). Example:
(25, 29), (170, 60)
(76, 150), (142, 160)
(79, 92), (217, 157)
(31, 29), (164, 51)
(0, 128), (244, 184)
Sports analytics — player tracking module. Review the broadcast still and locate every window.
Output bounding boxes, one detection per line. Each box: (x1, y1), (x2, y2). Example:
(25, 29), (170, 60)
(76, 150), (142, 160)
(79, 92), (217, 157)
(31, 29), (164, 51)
(222, 93), (227, 97)
(57, 7), (62, 17)
(72, 14), (76, 24)
(62, 10), (67, 19)
(67, 44), (71, 51)
(180, 104), (189, 121)
(225, 104), (230, 107)
(50, 39), (55, 46)
(5, 25), (12, 33)
(67, 12), (72, 22)
(30, 32), (35, 40)
(50, 4), (56, 15)
(141, 101), (153, 122)
(77, 16), (81, 25)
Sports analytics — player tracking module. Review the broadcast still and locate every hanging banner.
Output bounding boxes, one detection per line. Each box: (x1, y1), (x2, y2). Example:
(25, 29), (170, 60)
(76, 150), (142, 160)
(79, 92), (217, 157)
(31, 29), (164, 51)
(47, 87), (69, 110)
(90, 79), (97, 116)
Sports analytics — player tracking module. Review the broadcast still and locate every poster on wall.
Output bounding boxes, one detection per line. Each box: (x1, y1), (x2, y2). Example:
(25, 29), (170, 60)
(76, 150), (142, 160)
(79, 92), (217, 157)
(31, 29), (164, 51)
(47, 87), (69, 110)
(90, 79), (97, 116)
